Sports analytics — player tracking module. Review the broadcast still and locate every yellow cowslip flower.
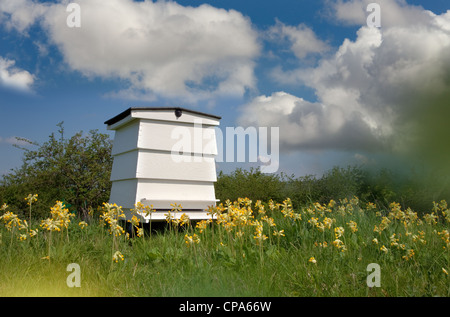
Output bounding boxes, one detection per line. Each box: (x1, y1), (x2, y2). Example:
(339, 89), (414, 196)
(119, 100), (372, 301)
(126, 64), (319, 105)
(255, 200), (266, 215)
(308, 217), (319, 227)
(1, 212), (22, 230)
(438, 230), (450, 248)
(334, 226), (345, 238)
(78, 221), (88, 229)
(206, 205), (219, 218)
(136, 227), (144, 238)
(164, 211), (173, 224)
(315, 222), (325, 232)
(40, 218), (61, 232)
(308, 257), (317, 264)
(25, 194), (38, 206)
(262, 216), (276, 227)
(388, 202), (405, 220)
(253, 226), (268, 245)
(412, 231), (426, 244)
(347, 220), (358, 233)
(424, 212), (438, 225)
(322, 217), (334, 229)
(380, 245), (388, 254)
(280, 198), (293, 217)
(195, 219), (211, 233)
(372, 238), (379, 245)
(268, 199), (278, 212)
(332, 239), (346, 252)
(402, 249), (415, 261)
(109, 221), (125, 237)
(19, 234), (27, 241)
(170, 203), (183, 213)
(328, 199), (336, 208)
(128, 215), (140, 228)
(442, 268), (448, 276)
(1, 203), (8, 211)
(290, 212), (301, 221)
(366, 202), (377, 211)
(29, 228), (38, 238)
(113, 251), (124, 263)
(390, 233), (399, 248)
(314, 241), (328, 248)
(179, 213), (190, 227)
(18, 219), (28, 231)
(273, 229), (285, 237)
(184, 234), (200, 247)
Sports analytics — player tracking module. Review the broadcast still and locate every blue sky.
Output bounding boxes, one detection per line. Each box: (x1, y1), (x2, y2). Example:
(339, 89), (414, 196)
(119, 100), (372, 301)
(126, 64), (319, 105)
(1, 0), (449, 177)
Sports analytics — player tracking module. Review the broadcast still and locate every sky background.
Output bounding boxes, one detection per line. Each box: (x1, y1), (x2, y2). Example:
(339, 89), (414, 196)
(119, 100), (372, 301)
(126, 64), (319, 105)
(0, 0), (449, 177)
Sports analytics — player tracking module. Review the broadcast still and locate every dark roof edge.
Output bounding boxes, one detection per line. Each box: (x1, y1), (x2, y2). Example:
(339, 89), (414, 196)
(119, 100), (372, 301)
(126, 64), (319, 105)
(104, 107), (222, 126)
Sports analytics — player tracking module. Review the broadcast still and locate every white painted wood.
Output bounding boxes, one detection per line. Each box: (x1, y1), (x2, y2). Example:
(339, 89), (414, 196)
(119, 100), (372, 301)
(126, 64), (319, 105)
(109, 179), (138, 208)
(136, 150), (217, 182)
(135, 179), (216, 201)
(110, 120), (139, 156)
(137, 120), (218, 155)
(111, 150), (217, 182)
(110, 150), (138, 181)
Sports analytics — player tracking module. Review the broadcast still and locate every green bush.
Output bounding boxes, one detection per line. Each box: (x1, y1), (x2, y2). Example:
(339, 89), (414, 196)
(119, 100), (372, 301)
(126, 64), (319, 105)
(0, 123), (112, 219)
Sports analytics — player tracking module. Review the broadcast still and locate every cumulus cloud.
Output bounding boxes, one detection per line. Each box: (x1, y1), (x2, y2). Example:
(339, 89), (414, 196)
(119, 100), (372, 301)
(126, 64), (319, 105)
(0, 57), (34, 91)
(241, 2), (450, 157)
(238, 91), (384, 152)
(266, 20), (329, 59)
(329, 0), (433, 28)
(0, 0), (260, 102)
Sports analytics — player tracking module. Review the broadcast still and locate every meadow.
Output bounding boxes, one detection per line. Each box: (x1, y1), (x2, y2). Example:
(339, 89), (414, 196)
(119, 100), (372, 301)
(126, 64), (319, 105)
(0, 195), (449, 297)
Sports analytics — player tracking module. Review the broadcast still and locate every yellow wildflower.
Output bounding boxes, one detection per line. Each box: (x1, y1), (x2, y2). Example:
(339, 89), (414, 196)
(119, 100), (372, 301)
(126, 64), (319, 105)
(308, 257), (317, 264)
(113, 251), (124, 263)
(347, 220), (358, 233)
(402, 249), (415, 261)
(273, 229), (285, 237)
(334, 226), (345, 238)
(184, 234), (200, 247)
(25, 194), (38, 206)
(332, 239), (346, 252)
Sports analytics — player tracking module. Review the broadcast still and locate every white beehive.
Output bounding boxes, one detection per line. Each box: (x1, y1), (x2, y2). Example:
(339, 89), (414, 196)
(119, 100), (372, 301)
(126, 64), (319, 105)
(104, 107), (221, 221)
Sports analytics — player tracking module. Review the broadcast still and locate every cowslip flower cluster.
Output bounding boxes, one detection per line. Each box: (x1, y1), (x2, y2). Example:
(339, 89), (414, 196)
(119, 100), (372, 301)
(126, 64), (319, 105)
(113, 250), (124, 263)
(184, 233), (200, 247)
(100, 203), (126, 237)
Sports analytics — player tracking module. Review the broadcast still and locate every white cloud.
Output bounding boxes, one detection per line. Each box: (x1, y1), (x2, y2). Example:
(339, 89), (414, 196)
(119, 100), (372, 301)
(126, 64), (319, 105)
(0, 0), (260, 102)
(242, 4), (450, 155)
(238, 91), (383, 152)
(331, 0), (432, 27)
(0, 0), (49, 32)
(0, 57), (34, 91)
(267, 20), (329, 59)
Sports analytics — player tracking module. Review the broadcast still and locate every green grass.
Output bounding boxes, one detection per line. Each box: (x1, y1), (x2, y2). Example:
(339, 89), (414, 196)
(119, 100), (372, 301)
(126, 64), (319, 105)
(0, 198), (449, 297)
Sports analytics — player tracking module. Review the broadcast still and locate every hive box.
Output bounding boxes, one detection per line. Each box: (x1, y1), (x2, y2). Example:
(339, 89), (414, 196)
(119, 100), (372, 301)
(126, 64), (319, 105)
(104, 107), (221, 221)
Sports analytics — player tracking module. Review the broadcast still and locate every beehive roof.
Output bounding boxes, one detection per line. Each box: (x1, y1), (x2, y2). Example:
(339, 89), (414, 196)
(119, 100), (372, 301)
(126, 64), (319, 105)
(104, 107), (222, 126)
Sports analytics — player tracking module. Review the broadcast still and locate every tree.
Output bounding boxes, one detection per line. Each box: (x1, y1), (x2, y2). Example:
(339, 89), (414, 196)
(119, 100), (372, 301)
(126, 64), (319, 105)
(0, 122), (113, 219)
